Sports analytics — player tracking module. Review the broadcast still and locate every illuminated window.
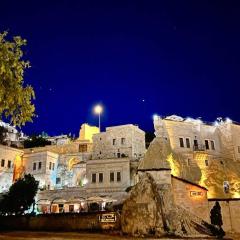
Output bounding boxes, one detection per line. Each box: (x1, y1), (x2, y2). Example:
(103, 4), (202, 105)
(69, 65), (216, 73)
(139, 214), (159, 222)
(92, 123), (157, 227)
(69, 205), (74, 212)
(92, 173), (96, 183)
(1, 159), (5, 167)
(110, 172), (114, 182)
(99, 173), (103, 183)
(79, 144), (87, 152)
(33, 162), (36, 170)
(38, 162), (42, 170)
(117, 172), (121, 182)
(179, 138), (184, 148)
(7, 160), (11, 168)
(223, 181), (230, 193)
(186, 138), (190, 148)
(113, 139), (116, 145)
(190, 191), (203, 197)
(121, 138), (126, 145)
(205, 140), (209, 150)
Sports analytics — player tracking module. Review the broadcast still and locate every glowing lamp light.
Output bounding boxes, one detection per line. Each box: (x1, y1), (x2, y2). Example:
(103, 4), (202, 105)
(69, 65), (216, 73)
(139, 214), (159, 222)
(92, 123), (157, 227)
(153, 114), (159, 121)
(93, 104), (103, 131)
(94, 105), (103, 115)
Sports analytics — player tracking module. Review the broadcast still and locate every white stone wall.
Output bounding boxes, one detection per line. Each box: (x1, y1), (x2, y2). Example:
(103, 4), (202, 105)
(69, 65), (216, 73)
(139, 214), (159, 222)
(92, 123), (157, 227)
(92, 124), (145, 160)
(86, 158), (130, 194)
(23, 151), (59, 190)
(0, 145), (23, 192)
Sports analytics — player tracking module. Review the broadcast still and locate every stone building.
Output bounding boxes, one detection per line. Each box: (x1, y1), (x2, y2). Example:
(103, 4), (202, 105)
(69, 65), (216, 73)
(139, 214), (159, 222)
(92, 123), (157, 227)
(0, 145), (23, 192)
(86, 124), (146, 198)
(23, 151), (59, 190)
(153, 115), (240, 199)
(92, 124), (145, 159)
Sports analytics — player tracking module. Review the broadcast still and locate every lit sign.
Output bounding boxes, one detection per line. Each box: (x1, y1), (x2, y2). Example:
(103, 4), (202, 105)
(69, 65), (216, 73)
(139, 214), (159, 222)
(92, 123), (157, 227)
(99, 213), (116, 223)
(190, 191), (203, 197)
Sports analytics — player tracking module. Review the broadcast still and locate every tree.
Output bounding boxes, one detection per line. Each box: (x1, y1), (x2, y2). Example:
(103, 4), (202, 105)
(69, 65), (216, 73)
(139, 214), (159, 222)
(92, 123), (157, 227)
(23, 135), (51, 148)
(0, 174), (39, 215)
(0, 31), (35, 127)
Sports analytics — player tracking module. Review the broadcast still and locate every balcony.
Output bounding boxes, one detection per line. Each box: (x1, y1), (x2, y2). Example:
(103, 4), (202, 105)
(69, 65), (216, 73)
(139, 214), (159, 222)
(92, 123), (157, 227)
(193, 144), (206, 151)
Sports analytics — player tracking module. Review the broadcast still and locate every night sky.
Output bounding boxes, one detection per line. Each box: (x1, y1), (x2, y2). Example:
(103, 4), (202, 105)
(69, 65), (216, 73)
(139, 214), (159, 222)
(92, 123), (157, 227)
(1, 1), (240, 136)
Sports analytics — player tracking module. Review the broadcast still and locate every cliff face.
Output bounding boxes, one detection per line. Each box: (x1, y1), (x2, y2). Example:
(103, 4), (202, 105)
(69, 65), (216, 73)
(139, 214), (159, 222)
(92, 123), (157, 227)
(121, 173), (216, 238)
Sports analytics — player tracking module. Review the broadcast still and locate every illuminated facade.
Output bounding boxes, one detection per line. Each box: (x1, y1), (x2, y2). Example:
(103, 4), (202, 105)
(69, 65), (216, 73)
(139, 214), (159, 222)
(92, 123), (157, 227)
(153, 115), (240, 199)
(0, 145), (24, 192)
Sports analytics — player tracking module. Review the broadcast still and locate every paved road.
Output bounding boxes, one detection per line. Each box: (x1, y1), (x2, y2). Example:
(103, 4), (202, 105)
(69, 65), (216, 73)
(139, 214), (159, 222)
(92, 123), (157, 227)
(0, 231), (236, 239)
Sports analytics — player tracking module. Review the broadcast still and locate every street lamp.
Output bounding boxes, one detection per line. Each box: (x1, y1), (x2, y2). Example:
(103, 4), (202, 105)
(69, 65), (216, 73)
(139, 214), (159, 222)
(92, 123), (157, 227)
(94, 104), (103, 131)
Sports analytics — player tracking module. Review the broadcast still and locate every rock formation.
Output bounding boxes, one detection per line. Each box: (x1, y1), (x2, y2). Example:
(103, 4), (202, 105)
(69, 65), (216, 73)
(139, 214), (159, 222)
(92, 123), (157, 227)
(121, 172), (217, 238)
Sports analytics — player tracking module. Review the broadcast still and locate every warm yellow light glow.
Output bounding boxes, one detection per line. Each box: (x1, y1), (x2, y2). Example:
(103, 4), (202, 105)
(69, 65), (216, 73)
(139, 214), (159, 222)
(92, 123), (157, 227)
(79, 123), (99, 142)
(94, 105), (103, 114)
(167, 153), (180, 177)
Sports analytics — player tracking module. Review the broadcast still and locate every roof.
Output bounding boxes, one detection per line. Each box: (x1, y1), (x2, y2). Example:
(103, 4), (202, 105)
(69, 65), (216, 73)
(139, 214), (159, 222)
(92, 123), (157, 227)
(171, 175), (208, 191)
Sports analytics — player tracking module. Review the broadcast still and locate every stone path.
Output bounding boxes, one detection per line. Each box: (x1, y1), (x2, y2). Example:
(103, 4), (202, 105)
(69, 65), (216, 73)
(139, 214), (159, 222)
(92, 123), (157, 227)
(0, 231), (236, 239)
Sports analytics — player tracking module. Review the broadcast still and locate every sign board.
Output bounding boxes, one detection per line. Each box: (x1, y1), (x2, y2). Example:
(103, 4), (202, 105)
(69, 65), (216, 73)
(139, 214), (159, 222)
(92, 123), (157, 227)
(99, 213), (116, 223)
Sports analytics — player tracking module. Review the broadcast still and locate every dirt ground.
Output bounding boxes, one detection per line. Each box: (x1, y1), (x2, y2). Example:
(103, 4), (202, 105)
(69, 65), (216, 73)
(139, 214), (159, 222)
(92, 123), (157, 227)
(0, 231), (238, 240)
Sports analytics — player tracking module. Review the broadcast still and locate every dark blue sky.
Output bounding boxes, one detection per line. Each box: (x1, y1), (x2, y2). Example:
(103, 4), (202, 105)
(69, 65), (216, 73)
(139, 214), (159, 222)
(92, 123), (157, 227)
(1, 1), (240, 136)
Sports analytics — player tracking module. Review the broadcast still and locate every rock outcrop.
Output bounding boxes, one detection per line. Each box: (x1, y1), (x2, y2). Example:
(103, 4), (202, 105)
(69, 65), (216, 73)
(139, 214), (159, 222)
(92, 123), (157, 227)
(121, 173), (217, 238)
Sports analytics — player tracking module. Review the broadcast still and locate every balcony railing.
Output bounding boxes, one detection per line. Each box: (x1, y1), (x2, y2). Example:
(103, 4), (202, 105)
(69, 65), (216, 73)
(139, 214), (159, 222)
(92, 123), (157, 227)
(193, 144), (206, 151)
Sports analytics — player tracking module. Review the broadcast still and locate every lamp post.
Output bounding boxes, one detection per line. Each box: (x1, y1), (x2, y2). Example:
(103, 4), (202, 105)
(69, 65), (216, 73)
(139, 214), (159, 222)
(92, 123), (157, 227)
(94, 104), (103, 132)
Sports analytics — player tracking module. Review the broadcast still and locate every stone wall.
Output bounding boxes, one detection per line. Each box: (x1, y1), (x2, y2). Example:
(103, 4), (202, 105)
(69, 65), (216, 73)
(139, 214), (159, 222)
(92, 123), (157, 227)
(86, 158), (130, 193)
(0, 212), (120, 231)
(171, 176), (208, 221)
(208, 199), (240, 233)
(92, 124), (145, 160)
(0, 145), (23, 192)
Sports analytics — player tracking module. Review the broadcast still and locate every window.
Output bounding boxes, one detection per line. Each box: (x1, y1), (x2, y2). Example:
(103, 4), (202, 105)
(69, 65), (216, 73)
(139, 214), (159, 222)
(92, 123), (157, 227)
(69, 205), (74, 212)
(238, 146), (240, 153)
(117, 152), (121, 158)
(92, 173), (96, 183)
(52, 163), (55, 170)
(113, 139), (116, 145)
(205, 160), (209, 166)
(117, 172), (121, 182)
(121, 138), (126, 145)
(38, 162), (42, 170)
(1, 159), (5, 167)
(79, 144), (87, 152)
(33, 162), (36, 170)
(205, 140), (209, 150)
(223, 181), (230, 193)
(187, 158), (191, 166)
(211, 140), (215, 150)
(56, 177), (61, 184)
(49, 162), (52, 170)
(186, 138), (190, 148)
(7, 160), (11, 168)
(99, 151), (102, 155)
(99, 173), (103, 183)
(179, 138), (184, 148)
(193, 139), (198, 146)
(110, 172), (114, 182)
